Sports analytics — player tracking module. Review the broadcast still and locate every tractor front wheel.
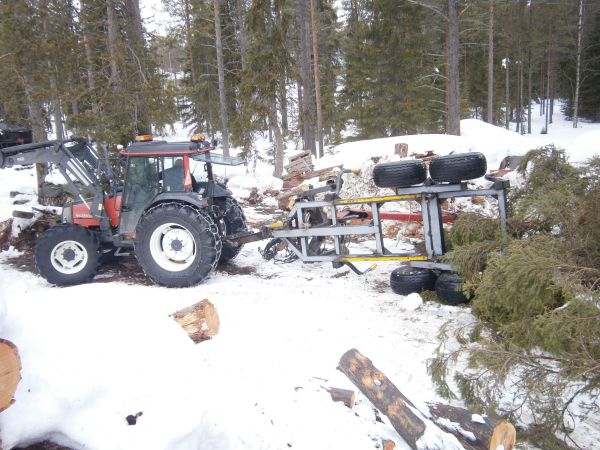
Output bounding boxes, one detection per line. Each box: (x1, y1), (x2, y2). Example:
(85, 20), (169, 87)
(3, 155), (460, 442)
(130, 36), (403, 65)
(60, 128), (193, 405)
(134, 203), (222, 287)
(34, 224), (100, 286)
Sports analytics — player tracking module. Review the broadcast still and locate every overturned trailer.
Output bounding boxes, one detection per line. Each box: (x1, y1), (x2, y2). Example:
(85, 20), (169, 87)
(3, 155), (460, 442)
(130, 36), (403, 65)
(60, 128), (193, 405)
(247, 152), (509, 303)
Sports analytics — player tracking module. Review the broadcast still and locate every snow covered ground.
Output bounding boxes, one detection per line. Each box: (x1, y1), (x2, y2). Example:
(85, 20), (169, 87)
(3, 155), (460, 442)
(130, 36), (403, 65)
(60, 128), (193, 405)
(1, 109), (599, 450)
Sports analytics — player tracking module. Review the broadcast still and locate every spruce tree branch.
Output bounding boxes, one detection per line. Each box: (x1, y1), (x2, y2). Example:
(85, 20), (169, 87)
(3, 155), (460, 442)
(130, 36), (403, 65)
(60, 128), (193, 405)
(405, 0), (447, 20)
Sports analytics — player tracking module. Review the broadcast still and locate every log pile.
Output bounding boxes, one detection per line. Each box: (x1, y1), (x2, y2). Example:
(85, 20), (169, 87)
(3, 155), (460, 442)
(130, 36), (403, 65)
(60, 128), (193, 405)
(284, 151), (314, 175)
(337, 348), (516, 450)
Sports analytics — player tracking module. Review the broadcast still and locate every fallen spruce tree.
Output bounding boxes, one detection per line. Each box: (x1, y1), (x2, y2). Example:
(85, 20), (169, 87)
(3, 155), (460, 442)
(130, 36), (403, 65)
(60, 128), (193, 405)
(430, 146), (600, 449)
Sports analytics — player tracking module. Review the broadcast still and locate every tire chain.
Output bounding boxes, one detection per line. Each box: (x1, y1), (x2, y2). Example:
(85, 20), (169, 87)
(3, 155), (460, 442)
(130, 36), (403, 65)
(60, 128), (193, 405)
(138, 201), (222, 273)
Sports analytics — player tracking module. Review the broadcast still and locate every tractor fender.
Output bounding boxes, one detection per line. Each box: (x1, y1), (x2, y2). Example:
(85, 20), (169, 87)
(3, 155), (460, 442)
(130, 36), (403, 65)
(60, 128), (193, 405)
(149, 192), (210, 211)
(196, 182), (232, 198)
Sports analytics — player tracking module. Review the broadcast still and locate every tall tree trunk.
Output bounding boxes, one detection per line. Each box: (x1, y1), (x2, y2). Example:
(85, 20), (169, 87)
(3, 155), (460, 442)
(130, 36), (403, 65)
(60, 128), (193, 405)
(183, 0), (202, 128)
(527, 0), (533, 134)
(270, 105), (284, 178)
(505, 52), (510, 129)
(214, 0), (230, 156)
(573, 0), (584, 128)
(310, 0), (323, 158)
(446, 0), (460, 135)
(487, 0), (494, 124)
(296, 0), (316, 154)
(280, 78), (288, 132)
(106, 0), (122, 92)
(22, 75), (49, 196)
(235, 0), (249, 71)
(124, 0), (151, 134)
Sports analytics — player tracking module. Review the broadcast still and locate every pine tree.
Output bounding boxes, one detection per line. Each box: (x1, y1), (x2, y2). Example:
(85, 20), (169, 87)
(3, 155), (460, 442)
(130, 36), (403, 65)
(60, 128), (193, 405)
(341, 0), (443, 138)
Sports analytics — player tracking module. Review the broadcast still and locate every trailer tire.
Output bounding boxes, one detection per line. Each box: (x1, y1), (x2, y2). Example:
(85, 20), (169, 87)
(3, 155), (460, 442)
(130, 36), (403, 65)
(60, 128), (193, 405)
(214, 197), (248, 264)
(34, 224), (99, 286)
(435, 272), (469, 305)
(390, 266), (437, 295)
(135, 203), (222, 287)
(429, 152), (487, 183)
(373, 160), (427, 188)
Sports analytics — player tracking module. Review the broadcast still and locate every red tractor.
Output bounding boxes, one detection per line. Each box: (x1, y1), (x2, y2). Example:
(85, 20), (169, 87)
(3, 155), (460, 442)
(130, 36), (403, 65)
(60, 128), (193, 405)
(0, 134), (249, 287)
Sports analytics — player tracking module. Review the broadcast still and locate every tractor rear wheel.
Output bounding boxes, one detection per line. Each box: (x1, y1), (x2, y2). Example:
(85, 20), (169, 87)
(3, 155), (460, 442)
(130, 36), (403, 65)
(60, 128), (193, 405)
(34, 224), (99, 285)
(214, 197), (247, 264)
(134, 203), (222, 288)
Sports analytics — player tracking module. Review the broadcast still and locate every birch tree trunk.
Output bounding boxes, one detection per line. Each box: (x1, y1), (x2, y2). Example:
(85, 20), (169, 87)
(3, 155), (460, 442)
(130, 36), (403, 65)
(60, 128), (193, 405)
(487, 0), (494, 124)
(214, 0), (230, 157)
(446, 0), (460, 135)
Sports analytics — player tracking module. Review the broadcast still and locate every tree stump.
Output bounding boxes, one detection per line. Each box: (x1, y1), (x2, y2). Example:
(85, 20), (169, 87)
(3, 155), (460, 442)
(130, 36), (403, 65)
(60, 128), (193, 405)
(0, 339), (21, 412)
(171, 300), (220, 344)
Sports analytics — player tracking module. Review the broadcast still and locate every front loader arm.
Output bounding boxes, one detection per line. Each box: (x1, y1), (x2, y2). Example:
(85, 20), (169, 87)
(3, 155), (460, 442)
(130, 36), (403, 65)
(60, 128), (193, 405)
(0, 139), (111, 234)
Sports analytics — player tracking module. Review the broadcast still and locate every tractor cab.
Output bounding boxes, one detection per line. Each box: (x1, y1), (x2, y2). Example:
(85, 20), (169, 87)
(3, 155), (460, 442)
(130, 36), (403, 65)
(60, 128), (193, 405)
(117, 134), (244, 237)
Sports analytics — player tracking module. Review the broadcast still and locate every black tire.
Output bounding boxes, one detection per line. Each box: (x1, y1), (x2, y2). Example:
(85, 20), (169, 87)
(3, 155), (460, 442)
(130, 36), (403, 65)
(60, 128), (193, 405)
(435, 272), (469, 305)
(134, 203), (222, 288)
(429, 152), (487, 183)
(34, 224), (99, 286)
(214, 197), (248, 264)
(390, 266), (437, 295)
(373, 160), (427, 188)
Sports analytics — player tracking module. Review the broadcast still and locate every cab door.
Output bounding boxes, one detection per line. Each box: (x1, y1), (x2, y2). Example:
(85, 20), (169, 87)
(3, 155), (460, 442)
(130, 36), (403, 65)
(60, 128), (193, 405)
(119, 156), (160, 236)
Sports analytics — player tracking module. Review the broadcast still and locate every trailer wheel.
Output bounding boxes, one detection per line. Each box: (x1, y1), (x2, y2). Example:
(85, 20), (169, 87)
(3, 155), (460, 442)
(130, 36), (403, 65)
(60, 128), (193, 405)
(390, 266), (437, 295)
(373, 160), (427, 188)
(214, 197), (248, 264)
(34, 224), (99, 286)
(135, 203), (222, 287)
(429, 152), (487, 183)
(435, 272), (469, 305)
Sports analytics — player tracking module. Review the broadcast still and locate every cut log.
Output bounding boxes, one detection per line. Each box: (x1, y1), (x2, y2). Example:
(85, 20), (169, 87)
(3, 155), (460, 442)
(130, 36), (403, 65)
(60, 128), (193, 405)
(427, 403), (515, 450)
(171, 299), (220, 344)
(0, 339), (21, 412)
(326, 387), (355, 409)
(337, 349), (426, 449)
(395, 143), (408, 158)
(338, 349), (516, 450)
(489, 421), (516, 450)
(382, 439), (396, 450)
(277, 184), (310, 211)
(0, 219), (12, 248)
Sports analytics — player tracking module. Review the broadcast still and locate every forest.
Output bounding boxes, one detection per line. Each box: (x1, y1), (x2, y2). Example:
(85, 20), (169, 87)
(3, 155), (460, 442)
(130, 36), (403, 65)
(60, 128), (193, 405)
(0, 0), (599, 177)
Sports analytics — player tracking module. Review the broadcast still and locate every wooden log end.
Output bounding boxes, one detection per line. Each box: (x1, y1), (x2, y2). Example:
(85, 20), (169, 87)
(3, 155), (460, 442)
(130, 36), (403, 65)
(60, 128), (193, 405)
(171, 299), (220, 344)
(382, 439), (396, 450)
(0, 339), (21, 412)
(327, 387), (356, 409)
(489, 421), (516, 450)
